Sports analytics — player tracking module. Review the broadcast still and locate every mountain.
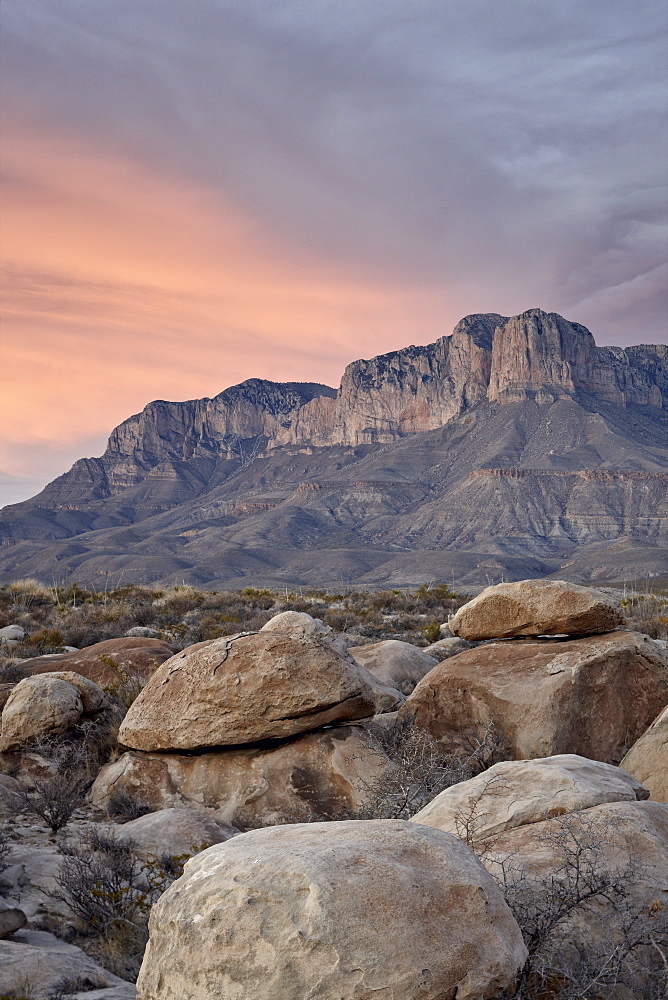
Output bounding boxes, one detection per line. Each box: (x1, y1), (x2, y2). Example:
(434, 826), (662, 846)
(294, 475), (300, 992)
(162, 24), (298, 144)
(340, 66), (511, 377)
(1, 308), (667, 588)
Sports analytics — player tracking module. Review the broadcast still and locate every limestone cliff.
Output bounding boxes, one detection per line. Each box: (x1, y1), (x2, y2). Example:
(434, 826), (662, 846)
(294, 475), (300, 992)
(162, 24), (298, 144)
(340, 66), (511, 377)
(0, 309), (666, 586)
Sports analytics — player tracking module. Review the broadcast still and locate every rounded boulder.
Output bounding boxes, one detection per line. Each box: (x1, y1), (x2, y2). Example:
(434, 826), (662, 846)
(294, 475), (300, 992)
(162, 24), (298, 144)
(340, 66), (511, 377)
(449, 579), (623, 640)
(118, 630), (376, 751)
(136, 819), (527, 1000)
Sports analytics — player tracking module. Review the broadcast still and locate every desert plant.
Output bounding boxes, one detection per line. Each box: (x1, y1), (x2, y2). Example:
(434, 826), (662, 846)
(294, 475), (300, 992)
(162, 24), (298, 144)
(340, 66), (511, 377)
(350, 716), (506, 820)
(0, 663), (30, 684)
(8, 737), (91, 833)
(105, 787), (151, 823)
(482, 811), (668, 999)
(52, 827), (185, 980)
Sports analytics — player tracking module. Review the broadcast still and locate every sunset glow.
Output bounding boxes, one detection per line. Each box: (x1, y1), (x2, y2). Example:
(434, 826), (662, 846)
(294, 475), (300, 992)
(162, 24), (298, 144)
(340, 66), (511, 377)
(2, 1), (666, 505)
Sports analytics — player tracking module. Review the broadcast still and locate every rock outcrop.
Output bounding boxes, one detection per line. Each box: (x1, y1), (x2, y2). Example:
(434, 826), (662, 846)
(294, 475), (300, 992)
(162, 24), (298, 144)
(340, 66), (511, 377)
(136, 820), (527, 1000)
(22, 636), (173, 688)
(449, 579), (623, 639)
(411, 754), (649, 843)
(91, 725), (391, 827)
(348, 639), (439, 694)
(0, 897), (27, 939)
(620, 703), (668, 802)
(0, 672), (105, 751)
(118, 630), (376, 751)
(400, 631), (668, 762)
(0, 309), (665, 588)
(107, 808), (238, 861)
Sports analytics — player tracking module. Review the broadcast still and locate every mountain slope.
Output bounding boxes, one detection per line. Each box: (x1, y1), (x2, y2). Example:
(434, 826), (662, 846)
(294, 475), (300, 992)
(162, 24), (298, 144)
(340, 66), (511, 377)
(1, 309), (666, 587)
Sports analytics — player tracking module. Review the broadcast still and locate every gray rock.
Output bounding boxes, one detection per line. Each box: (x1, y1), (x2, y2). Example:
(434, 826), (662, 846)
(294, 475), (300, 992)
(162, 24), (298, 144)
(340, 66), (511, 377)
(0, 897), (27, 938)
(424, 636), (471, 660)
(0, 929), (132, 996)
(0, 625), (24, 641)
(125, 627), (160, 639)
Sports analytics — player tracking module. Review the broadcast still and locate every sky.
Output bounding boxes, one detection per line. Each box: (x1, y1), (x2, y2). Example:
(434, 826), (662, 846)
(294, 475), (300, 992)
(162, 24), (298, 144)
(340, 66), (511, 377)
(1, 0), (667, 506)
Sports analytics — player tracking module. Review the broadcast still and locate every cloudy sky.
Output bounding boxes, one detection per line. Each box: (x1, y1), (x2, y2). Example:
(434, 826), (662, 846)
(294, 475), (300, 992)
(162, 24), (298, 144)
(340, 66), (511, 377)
(1, 0), (667, 505)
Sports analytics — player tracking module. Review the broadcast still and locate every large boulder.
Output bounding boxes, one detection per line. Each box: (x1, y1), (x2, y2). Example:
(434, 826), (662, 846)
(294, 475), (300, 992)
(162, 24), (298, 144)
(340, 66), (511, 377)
(136, 820), (527, 1000)
(24, 636), (173, 689)
(91, 725), (391, 828)
(449, 579), (623, 640)
(0, 672), (104, 751)
(109, 807), (238, 861)
(261, 611), (404, 713)
(412, 754), (649, 843)
(400, 630), (668, 763)
(620, 703), (668, 802)
(118, 630), (376, 751)
(479, 801), (668, 991)
(348, 639), (439, 694)
(424, 636), (472, 661)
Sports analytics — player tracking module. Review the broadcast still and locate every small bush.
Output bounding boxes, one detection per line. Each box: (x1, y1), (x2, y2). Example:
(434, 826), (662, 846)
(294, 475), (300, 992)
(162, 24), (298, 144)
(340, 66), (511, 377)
(105, 787), (151, 823)
(9, 737), (91, 833)
(0, 663), (30, 684)
(52, 827), (184, 980)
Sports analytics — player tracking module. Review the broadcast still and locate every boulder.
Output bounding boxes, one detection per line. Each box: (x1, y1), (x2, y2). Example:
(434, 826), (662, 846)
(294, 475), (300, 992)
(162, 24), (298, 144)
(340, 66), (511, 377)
(262, 612), (404, 712)
(479, 801), (668, 989)
(400, 630), (668, 763)
(449, 579), (623, 639)
(109, 807), (238, 861)
(0, 897), (26, 939)
(424, 636), (471, 661)
(412, 754), (649, 843)
(91, 725), (391, 828)
(1, 844), (70, 922)
(0, 928), (132, 997)
(620, 703), (668, 802)
(23, 636), (172, 689)
(46, 670), (105, 713)
(0, 674), (84, 751)
(125, 626), (161, 638)
(136, 820), (527, 1000)
(0, 625), (24, 642)
(348, 639), (439, 694)
(118, 630), (376, 751)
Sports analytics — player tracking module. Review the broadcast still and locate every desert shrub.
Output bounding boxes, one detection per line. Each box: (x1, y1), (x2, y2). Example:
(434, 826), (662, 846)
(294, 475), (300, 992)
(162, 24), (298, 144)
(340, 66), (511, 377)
(52, 827), (185, 980)
(45, 973), (109, 1000)
(351, 717), (506, 820)
(105, 787), (151, 823)
(0, 822), (11, 875)
(0, 662), (30, 683)
(8, 737), (92, 833)
(17, 627), (65, 657)
(481, 811), (668, 999)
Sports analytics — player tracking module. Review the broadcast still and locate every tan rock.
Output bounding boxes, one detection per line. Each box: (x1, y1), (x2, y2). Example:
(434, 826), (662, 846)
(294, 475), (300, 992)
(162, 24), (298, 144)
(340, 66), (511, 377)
(479, 801), (668, 987)
(0, 674), (83, 751)
(118, 630), (375, 751)
(620, 703), (668, 802)
(412, 754), (649, 843)
(108, 808), (238, 861)
(348, 639), (439, 694)
(424, 636), (471, 660)
(262, 612), (404, 712)
(400, 630), (668, 762)
(91, 726), (391, 828)
(136, 820), (527, 1000)
(449, 579), (623, 639)
(46, 671), (105, 713)
(0, 928), (132, 996)
(24, 636), (172, 689)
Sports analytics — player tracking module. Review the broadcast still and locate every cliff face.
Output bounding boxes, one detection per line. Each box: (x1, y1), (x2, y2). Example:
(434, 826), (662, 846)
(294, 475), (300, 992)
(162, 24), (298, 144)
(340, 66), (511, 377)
(89, 309), (668, 475)
(1, 309), (666, 586)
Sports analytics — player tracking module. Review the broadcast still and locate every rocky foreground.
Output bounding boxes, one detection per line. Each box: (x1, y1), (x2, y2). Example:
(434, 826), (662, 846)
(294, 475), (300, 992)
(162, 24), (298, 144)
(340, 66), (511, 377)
(0, 578), (666, 998)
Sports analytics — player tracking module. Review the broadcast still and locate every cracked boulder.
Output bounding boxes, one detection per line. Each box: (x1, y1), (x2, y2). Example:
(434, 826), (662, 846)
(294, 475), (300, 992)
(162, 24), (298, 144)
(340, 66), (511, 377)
(400, 630), (668, 762)
(136, 820), (527, 1000)
(118, 630), (376, 751)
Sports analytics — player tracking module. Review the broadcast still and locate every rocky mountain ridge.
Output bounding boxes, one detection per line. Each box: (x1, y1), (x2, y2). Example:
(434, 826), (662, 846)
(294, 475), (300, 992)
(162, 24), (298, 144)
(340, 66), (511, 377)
(1, 308), (666, 587)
